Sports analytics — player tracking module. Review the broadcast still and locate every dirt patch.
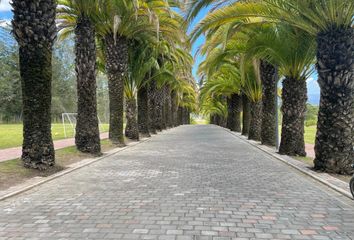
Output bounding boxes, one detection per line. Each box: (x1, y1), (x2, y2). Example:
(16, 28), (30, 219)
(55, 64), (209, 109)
(293, 156), (351, 183)
(328, 173), (351, 183)
(0, 138), (133, 191)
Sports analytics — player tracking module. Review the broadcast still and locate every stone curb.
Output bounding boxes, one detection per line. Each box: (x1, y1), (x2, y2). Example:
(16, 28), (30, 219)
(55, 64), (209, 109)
(0, 135), (155, 202)
(223, 128), (353, 200)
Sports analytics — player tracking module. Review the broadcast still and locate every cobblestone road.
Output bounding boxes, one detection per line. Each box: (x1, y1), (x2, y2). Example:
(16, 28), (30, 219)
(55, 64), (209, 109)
(0, 125), (353, 240)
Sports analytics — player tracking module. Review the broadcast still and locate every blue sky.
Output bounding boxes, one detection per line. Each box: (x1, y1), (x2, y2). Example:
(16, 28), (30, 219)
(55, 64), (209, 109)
(0, 1), (320, 104)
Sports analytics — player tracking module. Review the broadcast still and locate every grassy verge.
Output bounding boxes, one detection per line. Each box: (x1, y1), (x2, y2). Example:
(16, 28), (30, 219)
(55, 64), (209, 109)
(0, 139), (120, 191)
(294, 156), (314, 167)
(0, 123), (109, 149)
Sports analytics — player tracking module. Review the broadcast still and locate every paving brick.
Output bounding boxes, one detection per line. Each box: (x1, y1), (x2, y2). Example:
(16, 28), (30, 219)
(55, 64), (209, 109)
(0, 125), (353, 240)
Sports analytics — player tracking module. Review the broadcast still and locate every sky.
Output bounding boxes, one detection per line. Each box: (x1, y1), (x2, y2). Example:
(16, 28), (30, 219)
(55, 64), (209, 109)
(0, 0), (320, 104)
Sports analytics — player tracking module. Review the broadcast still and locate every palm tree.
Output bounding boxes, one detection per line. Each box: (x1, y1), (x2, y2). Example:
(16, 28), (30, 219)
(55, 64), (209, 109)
(243, 24), (316, 156)
(148, 78), (158, 133)
(124, 42), (159, 140)
(138, 75), (151, 136)
(260, 60), (277, 146)
(57, 0), (101, 154)
(124, 78), (139, 140)
(187, 0), (354, 173)
(97, 0), (179, 144)
(241, 93), (251, 136)
(197, 39), (243, 132)
(201, 65), (242, 131)
(200, 92), (228, 127)
(242, 59), (263, 141)
(96, 0), (157, 145)
(227, 93), (242, 132)
(12, 0), (57, 170)
(151, 44), (194, 130)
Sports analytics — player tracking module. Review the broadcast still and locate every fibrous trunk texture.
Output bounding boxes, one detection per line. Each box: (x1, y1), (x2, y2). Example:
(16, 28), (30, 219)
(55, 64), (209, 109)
(161, 86), (168, 129)
(74, 16), (101, 154)
(105, 35), (128, 145)
(148, 80), (157, 134)
(12, 0), (57, 170)
(220, 116), (227, 128)
(177, 107), (183, 125)
(314, 27), (354, 174)
(260, 60), (277, 146)
(227, 94), (242, 132)
(138, 84), (150, 136)
(215, 115), (225, 127)
(155, 87), (164, 131)
(171, 91), (178, 127)
(248, 100), (262, 141)
(164, 86), (172, 128)
(182, 107), (190, 124)
(242, 94), (251, 136)
(215, 115), (221, 126)
(279, 77), (307, 156)
(125, 98), (139, 141)
(210, 115), (215, 124)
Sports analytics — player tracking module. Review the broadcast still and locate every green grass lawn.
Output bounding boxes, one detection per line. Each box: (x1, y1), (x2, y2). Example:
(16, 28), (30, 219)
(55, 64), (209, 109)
(278, 125), (316, 145)
(0, 123), (109, 149)
(0, 122), (317, 149)
(0, 139), (118, 191)
(304, 125), (316, 144)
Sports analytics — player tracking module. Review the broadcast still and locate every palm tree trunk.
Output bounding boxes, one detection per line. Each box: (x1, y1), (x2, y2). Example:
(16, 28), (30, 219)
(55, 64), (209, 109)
(279, 77), (307, 156)
(166, 87), (173, 128)
(183, 108), (190, 124)
(220, 116), (227, 128)
(314, 27), (354, 174)
(104, 35), (128, 145)
(248, 100), (262, 141)
(171, 91), (178, 127)
(164, 86), (172, 128)
(215, 115), (223, 127)
(148, 80), (157, 134)
(12, 0), (57, 170)
(227, 94), (242, 132)
(138, 84), (150, 136)
(125, 98), (139, 141)
(155, 87), (164, 131)
(215, 115), (220, 126)
(242, 94), (251, 136)
(177, 107), (183, 125)
(74, 16), (101, 154)
(210, 114), (215, 124)
(162, 86), (168, 129)
(260, 60), (277, 146)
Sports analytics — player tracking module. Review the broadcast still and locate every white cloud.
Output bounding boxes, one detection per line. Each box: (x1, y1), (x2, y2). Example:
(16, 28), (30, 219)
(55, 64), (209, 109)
(0, 19), (11, 29)
(0, 0), (12, 12)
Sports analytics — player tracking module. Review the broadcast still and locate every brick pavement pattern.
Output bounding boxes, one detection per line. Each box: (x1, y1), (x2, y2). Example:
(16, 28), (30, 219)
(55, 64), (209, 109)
(0, 125), (353, 240)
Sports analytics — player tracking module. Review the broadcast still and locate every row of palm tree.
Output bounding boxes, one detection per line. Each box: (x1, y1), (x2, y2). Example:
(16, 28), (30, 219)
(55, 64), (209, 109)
(190, 0), (353, 174)
(11, 0), (196, 170)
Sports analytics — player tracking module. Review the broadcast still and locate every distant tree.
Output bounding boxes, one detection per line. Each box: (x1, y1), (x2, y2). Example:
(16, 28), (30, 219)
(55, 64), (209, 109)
(51, 39), (77, 120)
(0, 41), (21, 122)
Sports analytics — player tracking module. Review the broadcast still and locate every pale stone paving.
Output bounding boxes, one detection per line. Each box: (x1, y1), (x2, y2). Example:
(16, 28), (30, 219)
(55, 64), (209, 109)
(0, 125), (353, 240)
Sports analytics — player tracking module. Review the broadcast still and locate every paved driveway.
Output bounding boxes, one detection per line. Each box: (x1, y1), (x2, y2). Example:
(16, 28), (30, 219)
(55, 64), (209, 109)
(0, 125), (353, 240)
